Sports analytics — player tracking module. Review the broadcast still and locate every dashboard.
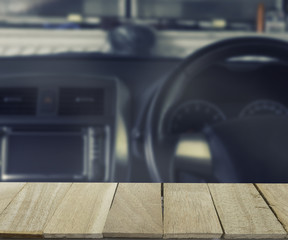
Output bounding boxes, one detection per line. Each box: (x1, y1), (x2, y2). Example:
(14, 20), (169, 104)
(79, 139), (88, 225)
(0, 55), (180, 182)
(0, 54), (287, 182)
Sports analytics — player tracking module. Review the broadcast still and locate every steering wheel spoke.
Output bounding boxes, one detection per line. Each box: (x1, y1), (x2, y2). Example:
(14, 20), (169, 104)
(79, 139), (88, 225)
(174, 133), (214, 181)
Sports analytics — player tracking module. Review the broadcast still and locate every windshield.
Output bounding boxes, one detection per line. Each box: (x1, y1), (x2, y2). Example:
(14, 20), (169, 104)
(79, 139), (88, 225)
(0, 0), (287, 58)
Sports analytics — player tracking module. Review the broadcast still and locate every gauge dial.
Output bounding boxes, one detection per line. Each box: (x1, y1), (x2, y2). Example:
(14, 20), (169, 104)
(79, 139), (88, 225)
(168, 100), (226, 135)
(240, 100), (288, 118)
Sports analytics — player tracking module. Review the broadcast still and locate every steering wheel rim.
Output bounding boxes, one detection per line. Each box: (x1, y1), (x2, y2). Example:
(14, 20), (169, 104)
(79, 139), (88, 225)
(145, 36), (288, 182)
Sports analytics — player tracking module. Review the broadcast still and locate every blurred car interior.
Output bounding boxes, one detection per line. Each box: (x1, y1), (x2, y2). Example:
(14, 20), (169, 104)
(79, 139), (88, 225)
(0, 0), (287, 183)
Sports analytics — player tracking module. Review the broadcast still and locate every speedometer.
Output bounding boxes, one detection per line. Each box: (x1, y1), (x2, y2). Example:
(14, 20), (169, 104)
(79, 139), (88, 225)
(168, 100), (226, 135)
(240, 100), (288, 118)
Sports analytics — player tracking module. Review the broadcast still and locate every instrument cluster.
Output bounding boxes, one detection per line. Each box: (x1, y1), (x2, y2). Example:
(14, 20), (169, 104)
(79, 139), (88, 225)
(168, 99), (288, 135)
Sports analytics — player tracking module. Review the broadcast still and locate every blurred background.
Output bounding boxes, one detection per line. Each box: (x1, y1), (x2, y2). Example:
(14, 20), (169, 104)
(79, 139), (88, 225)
(0, 0), (287, 58)
(0, 0), (288, 183)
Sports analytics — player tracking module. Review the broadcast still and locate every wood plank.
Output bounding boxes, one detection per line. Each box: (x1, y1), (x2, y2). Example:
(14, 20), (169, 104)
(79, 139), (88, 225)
(163, 183), (222, 239)
(257, 184), (288, 234)
(0, 183), (71, 238)
(209, 184), (286, 239)
(0, 183), (26, 215)
(44, 183), (117, 239)
(103, 183), (162, 238)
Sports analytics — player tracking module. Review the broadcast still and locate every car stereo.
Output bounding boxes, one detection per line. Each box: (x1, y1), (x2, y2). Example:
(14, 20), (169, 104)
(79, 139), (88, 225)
(0, 126), (109, 181)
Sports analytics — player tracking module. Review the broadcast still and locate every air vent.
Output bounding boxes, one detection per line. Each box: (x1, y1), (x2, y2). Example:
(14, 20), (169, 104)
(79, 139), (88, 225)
(59, 88), (105, 116)
(0, 88), (37, 115)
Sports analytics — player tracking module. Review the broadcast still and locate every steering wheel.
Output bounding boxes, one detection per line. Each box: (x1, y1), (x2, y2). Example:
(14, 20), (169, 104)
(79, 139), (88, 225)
(145, 37), (288, 183)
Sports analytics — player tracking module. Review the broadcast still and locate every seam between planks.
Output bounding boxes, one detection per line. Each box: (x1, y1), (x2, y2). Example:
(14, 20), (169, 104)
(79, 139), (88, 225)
(101, 183), (119, 238)
(161, 183), (164, 238)
(0, 183), (27, 218)
(85, 183), (118, 237)
(42, 183), (74, 238)
(254, 183), (288, 236)
(108, 183), (119, 211)
(207, 184), (225, 239)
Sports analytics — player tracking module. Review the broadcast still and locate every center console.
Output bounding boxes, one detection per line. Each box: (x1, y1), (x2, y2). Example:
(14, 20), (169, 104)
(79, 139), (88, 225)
(0, 74), (130, 182)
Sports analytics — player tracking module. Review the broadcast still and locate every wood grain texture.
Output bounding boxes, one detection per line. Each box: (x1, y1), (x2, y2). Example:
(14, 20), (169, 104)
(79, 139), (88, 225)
(209, 184), (286, 239)
(103, 183), (162, 238)
(44, 183), (117, 239)
(257, 184), (288, 234)
(163, 183), (222, 239)
(0, 183), (71, 238)
(0, 183), (26, 215)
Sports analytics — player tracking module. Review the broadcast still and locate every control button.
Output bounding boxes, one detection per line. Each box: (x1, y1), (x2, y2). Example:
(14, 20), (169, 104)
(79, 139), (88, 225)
(40, 90), (57, 114)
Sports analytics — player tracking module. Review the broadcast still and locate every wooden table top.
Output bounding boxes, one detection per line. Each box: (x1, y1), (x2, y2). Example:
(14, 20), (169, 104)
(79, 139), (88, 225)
(0, 183), (287, 239)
